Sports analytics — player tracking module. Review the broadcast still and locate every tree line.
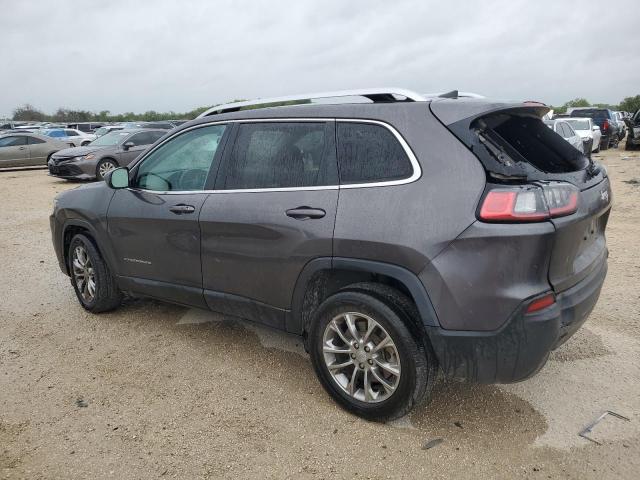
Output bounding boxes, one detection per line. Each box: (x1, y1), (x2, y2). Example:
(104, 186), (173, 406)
(10, 104), (215, 122)
(9, 95), (640, 122)
(550, 95), (640, 114)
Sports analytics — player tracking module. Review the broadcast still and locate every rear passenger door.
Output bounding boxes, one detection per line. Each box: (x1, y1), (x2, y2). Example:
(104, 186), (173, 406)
(118, 132), (153, 166)
(26, 135), (49, 163)
(0, 136), (29, 167)
(199, 121), (339, 329)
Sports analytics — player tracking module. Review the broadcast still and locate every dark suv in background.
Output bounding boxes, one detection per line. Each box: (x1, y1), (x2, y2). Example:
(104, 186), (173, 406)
(50, 89), (611, 420)
(570, 108), (620, 149)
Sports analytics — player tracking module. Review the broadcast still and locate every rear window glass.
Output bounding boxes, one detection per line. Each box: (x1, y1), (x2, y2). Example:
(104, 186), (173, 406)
(475, 114), (588, 174)
(572, 109), (608, 119)
(566, 119), (590, 131)
(336, 122), (412, 184)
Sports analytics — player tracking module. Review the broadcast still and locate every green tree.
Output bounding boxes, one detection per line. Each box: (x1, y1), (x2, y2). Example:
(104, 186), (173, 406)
(12, 104), (45, 121)
(619, 95), (640, 114)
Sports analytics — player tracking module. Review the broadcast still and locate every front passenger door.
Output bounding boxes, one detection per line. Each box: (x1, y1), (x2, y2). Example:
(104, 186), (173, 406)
(107, 124), (230, 307)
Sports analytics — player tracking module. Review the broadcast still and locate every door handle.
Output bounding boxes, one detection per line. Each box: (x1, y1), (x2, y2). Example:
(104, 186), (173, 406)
(18, 146), (26, 150)
(169, 204), (196, 215)
(286, 206), (326, 220)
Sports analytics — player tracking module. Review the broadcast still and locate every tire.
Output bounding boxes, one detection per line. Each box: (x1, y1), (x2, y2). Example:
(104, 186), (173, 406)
(96, 158), (118, 180)
(68, 234), (122, 313)
(81, 141), (90, 146)
(594, 144), (600, 153)
(308, 288), (436, 421)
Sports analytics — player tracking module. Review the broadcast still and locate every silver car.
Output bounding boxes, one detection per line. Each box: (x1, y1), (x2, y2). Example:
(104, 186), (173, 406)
(0, 132), (72, 168)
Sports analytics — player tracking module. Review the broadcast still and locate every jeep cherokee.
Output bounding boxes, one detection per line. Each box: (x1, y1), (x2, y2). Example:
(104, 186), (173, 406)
(50, 89), (611, 420)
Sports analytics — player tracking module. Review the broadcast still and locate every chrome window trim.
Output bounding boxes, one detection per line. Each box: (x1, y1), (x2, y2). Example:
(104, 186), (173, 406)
(128, 117), (422, 195)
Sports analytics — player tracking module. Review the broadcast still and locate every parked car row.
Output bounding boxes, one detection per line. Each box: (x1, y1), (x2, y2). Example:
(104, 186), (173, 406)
(0, 120), (184, 172)
(563, 107), (627, 150)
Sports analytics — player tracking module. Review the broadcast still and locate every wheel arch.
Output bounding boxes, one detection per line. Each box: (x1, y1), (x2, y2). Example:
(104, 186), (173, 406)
(287, 257), (440, 337)
(61, 219), (115, 276)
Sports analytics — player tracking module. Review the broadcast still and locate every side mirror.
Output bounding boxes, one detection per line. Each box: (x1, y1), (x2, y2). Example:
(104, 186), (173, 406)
(106, 167), (130, 189)
(592, 125), (600, 131)
(123, 141), (135, 151)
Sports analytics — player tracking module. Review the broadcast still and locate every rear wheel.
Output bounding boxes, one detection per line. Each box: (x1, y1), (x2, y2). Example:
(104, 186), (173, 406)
(309, 289), (435, 421)
(96, 159), (117, 180)
(68, 234), (122, 313)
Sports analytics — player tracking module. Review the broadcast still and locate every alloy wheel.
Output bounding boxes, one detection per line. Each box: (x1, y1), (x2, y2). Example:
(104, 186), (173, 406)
(72, 245), (96, 302)
(98, 161), (116, 178)
(322, 312), (401, 403)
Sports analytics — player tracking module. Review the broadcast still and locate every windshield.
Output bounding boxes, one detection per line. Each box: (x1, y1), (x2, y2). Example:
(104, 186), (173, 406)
(90, 131), (130, 146)
(566, 119), (590, 131)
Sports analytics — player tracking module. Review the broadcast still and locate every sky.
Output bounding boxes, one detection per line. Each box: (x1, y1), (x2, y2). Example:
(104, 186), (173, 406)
(1, 0), (639, 117)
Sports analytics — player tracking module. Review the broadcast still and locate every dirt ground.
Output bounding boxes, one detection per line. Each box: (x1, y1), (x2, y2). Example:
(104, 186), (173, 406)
(1, 144), (639, 479)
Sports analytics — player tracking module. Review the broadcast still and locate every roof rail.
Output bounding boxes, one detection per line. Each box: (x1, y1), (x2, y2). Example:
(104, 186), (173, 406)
(423, 91), (486, 99)
(197, 88), (427, 117)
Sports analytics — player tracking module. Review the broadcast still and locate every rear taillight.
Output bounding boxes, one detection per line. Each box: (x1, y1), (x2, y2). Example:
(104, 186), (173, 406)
(602, 120), (609, 132)
(479, 182), (579, 222)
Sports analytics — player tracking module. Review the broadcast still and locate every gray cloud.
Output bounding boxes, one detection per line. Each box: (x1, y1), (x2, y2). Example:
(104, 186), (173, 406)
(1, 0), (639, 117)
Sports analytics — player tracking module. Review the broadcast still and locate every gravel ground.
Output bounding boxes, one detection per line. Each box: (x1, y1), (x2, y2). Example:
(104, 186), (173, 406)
(1, 145), (639, 479)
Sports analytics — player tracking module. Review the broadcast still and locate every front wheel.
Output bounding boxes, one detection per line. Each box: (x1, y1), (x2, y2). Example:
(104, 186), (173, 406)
(68, 234), (122, 313)
(309, 290), (435, 421)
(96, 159), (118, 180)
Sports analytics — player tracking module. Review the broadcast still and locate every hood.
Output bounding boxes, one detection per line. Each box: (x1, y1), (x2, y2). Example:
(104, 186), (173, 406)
(52, 145), (108, 158)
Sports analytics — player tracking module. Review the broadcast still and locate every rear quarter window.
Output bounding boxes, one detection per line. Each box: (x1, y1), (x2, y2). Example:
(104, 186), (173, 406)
(336, 122), (413, 184)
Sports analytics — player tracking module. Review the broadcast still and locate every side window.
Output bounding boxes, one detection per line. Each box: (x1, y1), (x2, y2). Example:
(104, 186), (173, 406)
(222, 122), (336, 189)
(128, 132), (151, 146)
(564, 123), (575, 137)
(65, 129), (79, 136)
(336, 122), (413, 184)
(134, 124), (226, 192)
(147, 131), (166, 143)
(27, 136), (45, 144)
(0, 136), (27, 147)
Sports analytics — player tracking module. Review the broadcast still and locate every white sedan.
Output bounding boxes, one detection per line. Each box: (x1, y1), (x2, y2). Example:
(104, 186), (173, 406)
(565, 118), (602, 154)
(544, 119), (584, 154)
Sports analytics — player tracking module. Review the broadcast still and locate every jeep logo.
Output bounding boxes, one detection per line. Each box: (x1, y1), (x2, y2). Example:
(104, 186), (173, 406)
(600, 189), (609, 203)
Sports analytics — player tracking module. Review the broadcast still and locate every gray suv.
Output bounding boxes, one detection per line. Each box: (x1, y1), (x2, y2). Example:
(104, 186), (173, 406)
(48, 129), (167, 180)
(50, 89), (611, 420)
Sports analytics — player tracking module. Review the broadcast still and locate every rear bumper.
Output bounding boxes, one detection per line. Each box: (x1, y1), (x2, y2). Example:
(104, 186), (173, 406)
(426, 258), (607, 384)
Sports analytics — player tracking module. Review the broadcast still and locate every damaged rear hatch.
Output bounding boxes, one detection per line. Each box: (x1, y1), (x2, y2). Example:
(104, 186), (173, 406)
(430, 98), (612, 293)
